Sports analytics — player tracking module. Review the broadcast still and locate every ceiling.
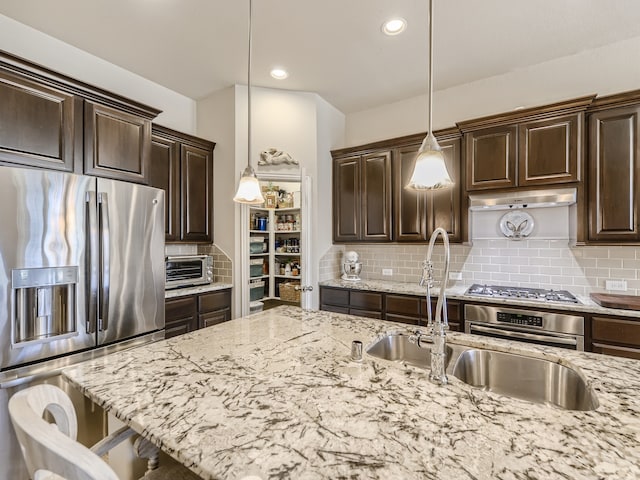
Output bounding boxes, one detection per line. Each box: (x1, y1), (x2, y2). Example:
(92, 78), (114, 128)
(2, 0), (640, 114)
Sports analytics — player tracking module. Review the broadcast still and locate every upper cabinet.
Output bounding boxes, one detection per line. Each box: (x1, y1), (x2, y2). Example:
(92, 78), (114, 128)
(460, 96), (593, 192)
(394, 130), (462, 242)
(84, 101), (152, 183)
(150, 125), (215, 243)
(0, 68), (81, 172)
(332, 129), (462, 244)
(0, 51), (160, 182)
(587, 91), (640, 243)
(332, 150), (392, 242)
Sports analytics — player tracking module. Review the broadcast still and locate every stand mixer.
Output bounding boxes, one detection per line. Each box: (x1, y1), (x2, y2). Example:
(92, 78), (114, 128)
(341, 250), (362, 281)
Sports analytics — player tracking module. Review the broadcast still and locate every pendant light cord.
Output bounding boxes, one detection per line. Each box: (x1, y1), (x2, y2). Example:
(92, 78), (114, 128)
(247, 0), (253, 169)
(427, 0), (434, 135)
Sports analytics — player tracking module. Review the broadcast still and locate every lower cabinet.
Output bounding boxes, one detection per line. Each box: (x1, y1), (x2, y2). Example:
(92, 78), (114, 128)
(591, 315), (640, 360)
(198, 289), (232, 329)
(319, 286), (461, 331)
(165, 289), (232, 339)
(165, 296), (197, 339)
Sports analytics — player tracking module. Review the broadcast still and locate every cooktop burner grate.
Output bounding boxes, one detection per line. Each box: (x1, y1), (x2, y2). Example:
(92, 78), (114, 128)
(465, 284), (580, 304)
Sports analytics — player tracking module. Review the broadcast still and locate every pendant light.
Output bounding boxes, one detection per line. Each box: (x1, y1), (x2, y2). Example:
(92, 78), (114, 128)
(405, 0), (453, 191)
(233, 0), (265, 204)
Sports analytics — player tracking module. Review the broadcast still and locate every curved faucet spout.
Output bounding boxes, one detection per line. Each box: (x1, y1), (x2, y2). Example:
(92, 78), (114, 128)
(422, 226), (450, 385)
(425, 227), (450, 330)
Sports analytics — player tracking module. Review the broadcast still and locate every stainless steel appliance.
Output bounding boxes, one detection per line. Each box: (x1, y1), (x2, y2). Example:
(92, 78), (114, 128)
(341, 250), (362, 282)
(465, 304), (585, 351)
(0, 165), (165, 479)
(466, 284), (580, 304)
(165, 255), (213, 290)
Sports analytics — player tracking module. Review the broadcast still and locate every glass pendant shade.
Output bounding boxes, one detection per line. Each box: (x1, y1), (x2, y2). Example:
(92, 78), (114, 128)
(233, 165), (264, 204)
(406, 132), (453, 190)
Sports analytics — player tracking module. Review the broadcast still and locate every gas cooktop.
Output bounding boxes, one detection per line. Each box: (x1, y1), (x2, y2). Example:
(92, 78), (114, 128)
(465, 284), (580, 304)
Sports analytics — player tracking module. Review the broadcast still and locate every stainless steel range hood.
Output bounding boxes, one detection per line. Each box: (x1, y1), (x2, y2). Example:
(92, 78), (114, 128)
(469, 187), (577, 211)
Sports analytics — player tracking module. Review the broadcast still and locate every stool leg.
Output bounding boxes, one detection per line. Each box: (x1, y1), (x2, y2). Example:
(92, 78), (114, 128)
(133, 436), (160, 472)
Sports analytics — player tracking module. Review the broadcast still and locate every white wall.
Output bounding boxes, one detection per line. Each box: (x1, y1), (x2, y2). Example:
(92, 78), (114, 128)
(197, 85), (345, 312)
(345, 36), (640, 147)
(0, 14), (196, 133)
(313, 95), (345, 307)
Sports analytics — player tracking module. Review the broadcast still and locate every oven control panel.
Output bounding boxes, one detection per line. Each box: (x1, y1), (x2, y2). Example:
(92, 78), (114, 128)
(497, 312), (543, 327)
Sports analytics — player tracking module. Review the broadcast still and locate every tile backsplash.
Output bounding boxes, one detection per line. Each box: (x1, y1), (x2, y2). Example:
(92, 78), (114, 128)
(320, 241), (640, 296)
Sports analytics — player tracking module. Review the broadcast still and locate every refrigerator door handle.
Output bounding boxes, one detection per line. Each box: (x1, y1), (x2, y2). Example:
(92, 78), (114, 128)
(85, 192), (98, 334)
(98, 192), (110, 332)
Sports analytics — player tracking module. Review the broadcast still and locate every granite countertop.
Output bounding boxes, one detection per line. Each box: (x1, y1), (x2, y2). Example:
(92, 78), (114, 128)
(319, 278), (640, 318)
(62, 306), (640, 480)
(165, 282), (233, 299)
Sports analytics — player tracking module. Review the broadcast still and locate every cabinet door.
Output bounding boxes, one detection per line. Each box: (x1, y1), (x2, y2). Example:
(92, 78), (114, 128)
(427, 137), (461, 242)
(84, 101), (151, 184)
(199, 310), (231, 329)
(421, 298), (462, 332)
(394, 144), (427, 242)
(180, 144), (212, 242)
(0, 70), (80, 172)
(149, 134), (179, 241)
(588, 106), (640, 241)
(465, 125), (517, 190)
(361, 151), (392, 241)
(333, 156), (361, 242)
(165, 296), (197, 339)
(198, 289), (231, 314)
(519, 114), (580, 186)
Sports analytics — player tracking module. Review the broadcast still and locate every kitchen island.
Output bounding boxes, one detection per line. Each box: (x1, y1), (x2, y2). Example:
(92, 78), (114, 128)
(62, 306), (640, 480)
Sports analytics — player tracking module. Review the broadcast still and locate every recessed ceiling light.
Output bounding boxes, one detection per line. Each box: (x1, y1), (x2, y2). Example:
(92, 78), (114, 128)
(270, 68), (288, 80)
(382, 18), (407, 36)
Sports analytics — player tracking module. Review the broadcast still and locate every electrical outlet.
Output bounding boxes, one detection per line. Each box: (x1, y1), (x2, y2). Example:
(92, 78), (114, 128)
(448, 271), (463, 281)
(382, 268), (393, 276)
(606, 280), (627, 291)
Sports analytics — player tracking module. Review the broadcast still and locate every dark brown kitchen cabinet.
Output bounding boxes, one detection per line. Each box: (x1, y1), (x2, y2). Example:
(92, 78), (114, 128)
(587, 93), (640, 242)
(461, 96), (593, 192)
(165, 288), (232, 339)
(0, 70), (81, 172)
(150, 125), (215, 243)
(332, 151), (392, 242)
(518, 114), (580, 186)
(165, 296), (198, 339)
(319, 286), (461, 330)
(0, 51), (161, 178)
(421, 298), (462, 332)
(591, 315), (640, 360)
(386, 294), (421, 325)
(150, 133), (180, 241)
(84, 101), (151, 183)
(319, 286), (383, 319)
(319, 286), (350, 314)
(394, 132), (462, 242)
(198, 289), (232, 328)
(464, 125), (517, 191)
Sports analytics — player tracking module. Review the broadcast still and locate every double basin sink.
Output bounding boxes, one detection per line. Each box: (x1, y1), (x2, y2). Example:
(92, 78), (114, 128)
(366, 331), (599, 411)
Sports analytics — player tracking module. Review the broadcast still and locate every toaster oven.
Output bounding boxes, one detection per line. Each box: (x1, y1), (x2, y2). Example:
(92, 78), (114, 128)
(165, 255), (213, 290)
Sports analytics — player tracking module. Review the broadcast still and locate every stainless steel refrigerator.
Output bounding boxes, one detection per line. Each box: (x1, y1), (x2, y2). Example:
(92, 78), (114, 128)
(0, 165), (165, 479)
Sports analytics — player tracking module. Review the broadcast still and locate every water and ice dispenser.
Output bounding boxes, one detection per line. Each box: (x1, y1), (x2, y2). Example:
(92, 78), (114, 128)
(12, 266), (78, 345)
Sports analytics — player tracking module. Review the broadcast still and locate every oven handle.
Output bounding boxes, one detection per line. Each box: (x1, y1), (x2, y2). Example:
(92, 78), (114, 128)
(469, 324), (578, 347)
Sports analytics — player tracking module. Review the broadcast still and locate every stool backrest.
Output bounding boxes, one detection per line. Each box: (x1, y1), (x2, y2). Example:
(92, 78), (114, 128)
(8, 384), (119, 480)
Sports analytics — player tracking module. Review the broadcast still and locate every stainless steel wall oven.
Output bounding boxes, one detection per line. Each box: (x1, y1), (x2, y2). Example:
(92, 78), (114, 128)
(465, 304), (585, 351)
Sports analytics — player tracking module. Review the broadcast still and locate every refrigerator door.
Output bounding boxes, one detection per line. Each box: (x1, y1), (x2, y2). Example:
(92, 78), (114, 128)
(0, 166), (96, 371)
(96, 179), (164, 345)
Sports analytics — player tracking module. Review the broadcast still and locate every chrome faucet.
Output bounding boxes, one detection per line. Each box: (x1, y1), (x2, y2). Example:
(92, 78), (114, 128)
(412, 227), (450, 385)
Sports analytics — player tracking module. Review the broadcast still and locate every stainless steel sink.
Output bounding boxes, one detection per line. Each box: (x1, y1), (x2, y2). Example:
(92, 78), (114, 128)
(365, 332), (431, 368)
(365, 332), (599, 411)
(452, 349), (599, 411)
